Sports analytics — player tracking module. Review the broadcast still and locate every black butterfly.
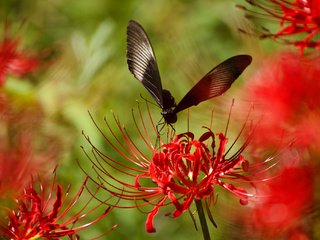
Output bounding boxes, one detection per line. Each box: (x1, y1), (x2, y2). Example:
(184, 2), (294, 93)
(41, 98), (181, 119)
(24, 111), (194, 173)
(127, 20), (252, 124)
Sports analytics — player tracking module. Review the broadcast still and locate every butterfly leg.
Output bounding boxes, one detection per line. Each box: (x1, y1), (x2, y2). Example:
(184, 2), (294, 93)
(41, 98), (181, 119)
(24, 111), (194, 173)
(155, 118), (166, 147)
(168, 123), (176, 141)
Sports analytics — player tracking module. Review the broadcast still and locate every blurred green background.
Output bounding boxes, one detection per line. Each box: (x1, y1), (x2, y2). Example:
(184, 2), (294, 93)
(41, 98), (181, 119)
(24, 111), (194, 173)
(0, 0), (274, 239)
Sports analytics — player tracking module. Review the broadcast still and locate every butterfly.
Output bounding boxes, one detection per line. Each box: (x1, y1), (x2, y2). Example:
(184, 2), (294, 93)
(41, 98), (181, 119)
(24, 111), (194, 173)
(126, 20), (252, 125)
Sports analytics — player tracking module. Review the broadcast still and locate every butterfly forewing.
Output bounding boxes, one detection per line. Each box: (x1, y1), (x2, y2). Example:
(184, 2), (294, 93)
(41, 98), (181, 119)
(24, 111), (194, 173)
(126, 20), (164, 107)
(173, 55), (252, 114)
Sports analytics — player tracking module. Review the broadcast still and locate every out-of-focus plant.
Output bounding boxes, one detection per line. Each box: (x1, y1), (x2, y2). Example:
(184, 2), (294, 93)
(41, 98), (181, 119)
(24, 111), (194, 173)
(71, 21), (114, 88)
(0, 26), (38, 85)
(241, 52), (320, 151)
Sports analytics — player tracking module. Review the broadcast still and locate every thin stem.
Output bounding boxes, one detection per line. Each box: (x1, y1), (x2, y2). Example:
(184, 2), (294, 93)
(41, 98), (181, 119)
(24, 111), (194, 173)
(195, 199), (211, 240)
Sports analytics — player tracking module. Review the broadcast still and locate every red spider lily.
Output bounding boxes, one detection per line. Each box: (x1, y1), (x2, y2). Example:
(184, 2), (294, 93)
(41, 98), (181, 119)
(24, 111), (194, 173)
(238, 0), (320, 53)
(242, 52), (320, 150)
(244, 164), (314, 239)
(0, 133), (43, 198)
(0, 27), (38, 85)
(0, 96), (55, 198)
(143, 131), (253, 233)
(0, 167), (115, 239)
(235, 52), (318, 239)
(81, 103), (280, 233)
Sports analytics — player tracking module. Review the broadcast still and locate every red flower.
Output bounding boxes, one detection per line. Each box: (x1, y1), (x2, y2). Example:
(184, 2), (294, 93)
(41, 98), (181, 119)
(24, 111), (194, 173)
(0, 28), (38, 85)
(235, 52), (318, 239)
(238, 0), (320, 52)
(245, 164), (314, 239)
(0, 133), (41, 198)
(242, 52), (320, 150)
(0, 167), (114, 239)
(81, 104), (278, 233)
(0, 96), (55, 198)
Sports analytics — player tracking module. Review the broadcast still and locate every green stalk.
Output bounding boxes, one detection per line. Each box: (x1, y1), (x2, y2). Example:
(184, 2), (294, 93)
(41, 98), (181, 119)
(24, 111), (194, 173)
(195, 199), (211, 240)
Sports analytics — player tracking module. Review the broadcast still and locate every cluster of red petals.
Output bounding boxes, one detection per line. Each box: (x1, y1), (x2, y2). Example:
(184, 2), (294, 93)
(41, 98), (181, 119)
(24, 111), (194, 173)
(0, 173), (111, 239)
(243, 52), (320, 150)
(240, 0), (320, 52)
(0, 97), (53, 198)
(82, 109), (258, 234)
(0, 133), (42, 198)
(0, 31), (38, 85)
(246, 164), (314, 238)
(144, 131), (251, 232)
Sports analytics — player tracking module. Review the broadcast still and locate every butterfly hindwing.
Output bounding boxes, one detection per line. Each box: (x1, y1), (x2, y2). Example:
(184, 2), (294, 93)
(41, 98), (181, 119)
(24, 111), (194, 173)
(126, 20), (164, 107)
(173, 55), (252, 114)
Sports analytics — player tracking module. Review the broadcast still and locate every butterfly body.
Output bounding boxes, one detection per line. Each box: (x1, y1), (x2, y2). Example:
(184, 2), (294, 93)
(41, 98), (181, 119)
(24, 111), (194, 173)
(126, 20), (252, 125)
(161, 89), (177, 124)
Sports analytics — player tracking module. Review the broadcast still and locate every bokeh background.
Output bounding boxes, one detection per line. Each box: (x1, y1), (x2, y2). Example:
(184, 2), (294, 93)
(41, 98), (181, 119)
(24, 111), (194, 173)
(1, 0), (319, 239)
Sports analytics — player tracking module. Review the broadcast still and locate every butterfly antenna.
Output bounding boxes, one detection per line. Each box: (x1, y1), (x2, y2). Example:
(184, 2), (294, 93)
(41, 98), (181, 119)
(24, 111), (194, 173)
(225, 99), (235, 137)
(140, 94), (159, 108)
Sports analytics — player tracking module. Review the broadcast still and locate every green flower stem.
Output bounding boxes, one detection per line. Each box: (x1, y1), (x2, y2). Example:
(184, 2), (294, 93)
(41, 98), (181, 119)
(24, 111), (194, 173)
(195, 199), (211, 240)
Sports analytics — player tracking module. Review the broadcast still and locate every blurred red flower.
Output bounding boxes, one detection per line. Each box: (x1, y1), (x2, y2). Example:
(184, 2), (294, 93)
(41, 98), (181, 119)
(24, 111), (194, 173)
(239, 0), (320, 52)
(0, 168), (114, 239)
(0, 133), (45, 198)
(0, 28), (38, 85)
(235, 51), (318, 239)
(0, 95), (55, 198)
(245, 164), (314, 239)
(243, 52), (320, 150)
(81, 104), (279, 233)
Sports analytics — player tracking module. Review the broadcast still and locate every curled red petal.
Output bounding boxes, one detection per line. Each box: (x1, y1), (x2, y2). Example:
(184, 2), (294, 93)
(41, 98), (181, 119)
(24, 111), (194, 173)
(146, 199), (166, 233)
